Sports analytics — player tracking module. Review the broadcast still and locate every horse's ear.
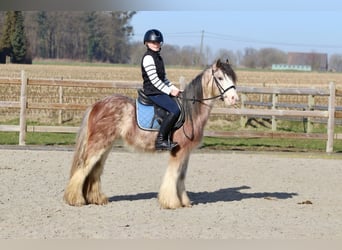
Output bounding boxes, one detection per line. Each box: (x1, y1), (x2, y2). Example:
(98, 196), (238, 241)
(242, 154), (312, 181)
(215, 59), (222, 68)
(226, 58), (230, 65)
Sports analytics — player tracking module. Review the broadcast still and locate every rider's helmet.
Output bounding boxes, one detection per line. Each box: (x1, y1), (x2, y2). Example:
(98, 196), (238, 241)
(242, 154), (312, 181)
(143, 29), (164, 45)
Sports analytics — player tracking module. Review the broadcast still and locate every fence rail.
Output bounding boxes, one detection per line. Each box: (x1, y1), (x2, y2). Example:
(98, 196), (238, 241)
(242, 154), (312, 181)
(0, 70), (341, 153)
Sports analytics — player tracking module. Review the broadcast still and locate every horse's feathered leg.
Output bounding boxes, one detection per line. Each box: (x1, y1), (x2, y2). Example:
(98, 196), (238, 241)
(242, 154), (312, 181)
(158, 150), (191, 209)
(64, 148), (110, 206)
(177, 154), (191, 207)
(64, 99), (120, 206)
(82, 147), (112, 205)
(64, 108), (92, 206)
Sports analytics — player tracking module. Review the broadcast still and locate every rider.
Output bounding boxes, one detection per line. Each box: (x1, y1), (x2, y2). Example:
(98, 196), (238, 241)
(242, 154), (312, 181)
(141, 29), (181, 151)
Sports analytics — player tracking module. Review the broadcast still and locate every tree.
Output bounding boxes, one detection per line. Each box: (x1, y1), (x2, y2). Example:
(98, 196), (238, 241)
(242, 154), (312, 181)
(242, 47), (258, 68)
(0, 11), (15, 57)
(257, 48), (287, 69)
(85, 12), (100, 62)
(128, 41), (145, 65)
(11, 11), (27, 63)
(0, 11), (29, 63)
(105, 11), (135, 63)
(329, 54), (342, 72)
(214, 48), (238, 67)
(36, 11), (49, 58)
(161, 44), (181, 65)
(177, 46), (200, 66)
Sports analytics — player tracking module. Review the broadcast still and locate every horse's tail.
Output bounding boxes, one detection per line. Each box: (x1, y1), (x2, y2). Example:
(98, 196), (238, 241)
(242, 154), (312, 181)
(69, 106), (92, 178)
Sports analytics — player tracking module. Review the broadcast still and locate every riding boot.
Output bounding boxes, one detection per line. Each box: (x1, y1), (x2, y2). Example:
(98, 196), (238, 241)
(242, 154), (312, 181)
(155, 113), (179, 151)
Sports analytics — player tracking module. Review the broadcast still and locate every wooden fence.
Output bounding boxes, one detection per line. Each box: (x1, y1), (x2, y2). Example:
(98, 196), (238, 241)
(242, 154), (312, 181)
(1, 70), (342, 153)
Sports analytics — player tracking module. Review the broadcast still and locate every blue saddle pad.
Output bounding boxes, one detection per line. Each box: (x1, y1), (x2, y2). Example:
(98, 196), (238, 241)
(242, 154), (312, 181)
(136, 100), (160, 131)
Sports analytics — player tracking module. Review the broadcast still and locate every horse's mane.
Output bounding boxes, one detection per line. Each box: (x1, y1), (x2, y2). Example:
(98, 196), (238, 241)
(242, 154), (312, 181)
(181, 61), (237, 120)
(182, 71), (204, 119)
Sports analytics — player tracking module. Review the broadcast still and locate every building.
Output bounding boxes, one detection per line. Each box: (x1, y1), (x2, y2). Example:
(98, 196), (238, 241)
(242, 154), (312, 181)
(271, 64), (312, 71)
(287, 52), (328, 71)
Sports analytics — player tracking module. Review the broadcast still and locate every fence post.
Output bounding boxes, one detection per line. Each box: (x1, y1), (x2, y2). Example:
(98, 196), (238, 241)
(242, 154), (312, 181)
(240, 93), (247, 127)
(307, 94), (314, 133)
(271, 93), (278, 131)
(58, 85), (63, 124)
(19, 70), (27, 146)
(179, 76), (185, 90)
(326, 82), (336, 153)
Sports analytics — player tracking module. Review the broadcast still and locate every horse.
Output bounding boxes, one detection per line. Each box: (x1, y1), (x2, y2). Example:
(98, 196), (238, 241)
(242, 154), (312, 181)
(63, 59), (238, 209)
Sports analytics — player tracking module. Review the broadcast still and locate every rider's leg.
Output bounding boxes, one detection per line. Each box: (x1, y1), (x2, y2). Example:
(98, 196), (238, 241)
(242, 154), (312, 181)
(155, 112), (178, 150)
(148, 94), (180, 151)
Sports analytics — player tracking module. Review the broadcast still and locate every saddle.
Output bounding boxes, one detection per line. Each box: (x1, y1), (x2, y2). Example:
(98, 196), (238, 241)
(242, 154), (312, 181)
(136, 89), (184, 131)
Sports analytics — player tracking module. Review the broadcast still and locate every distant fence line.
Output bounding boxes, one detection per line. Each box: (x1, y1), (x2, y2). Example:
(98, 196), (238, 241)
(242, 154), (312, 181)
(0, 70), (342, 153)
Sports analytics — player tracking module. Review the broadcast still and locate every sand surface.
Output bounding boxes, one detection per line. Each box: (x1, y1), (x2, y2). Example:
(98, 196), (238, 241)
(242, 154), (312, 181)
(0, 146), (341, 239)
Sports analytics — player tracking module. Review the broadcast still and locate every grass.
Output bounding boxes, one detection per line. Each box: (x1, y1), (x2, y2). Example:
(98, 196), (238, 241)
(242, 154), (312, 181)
(1, 119), (342, 152)
(2, 110), (342, 153)
(0, 121), (342, 152)
(201, 137), (342, 152)
(0, 131), (76, 145)
(1, 130), (342, 153)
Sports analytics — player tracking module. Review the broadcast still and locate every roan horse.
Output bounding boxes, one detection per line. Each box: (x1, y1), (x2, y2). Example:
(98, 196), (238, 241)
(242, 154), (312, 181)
(64, 59), (238, 209)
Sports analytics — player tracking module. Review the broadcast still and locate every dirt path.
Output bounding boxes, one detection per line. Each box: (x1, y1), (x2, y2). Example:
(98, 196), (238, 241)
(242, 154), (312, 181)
(0, 147), (341, 239)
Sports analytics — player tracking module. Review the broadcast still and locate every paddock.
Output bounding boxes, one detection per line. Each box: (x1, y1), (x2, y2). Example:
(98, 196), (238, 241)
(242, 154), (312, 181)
(0, 146), (341, 239)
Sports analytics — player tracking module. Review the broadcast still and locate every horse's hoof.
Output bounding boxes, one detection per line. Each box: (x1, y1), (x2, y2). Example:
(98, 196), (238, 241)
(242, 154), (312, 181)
(182, 201), (193, 208)
(94, 197), (108, 205)
(86, 194), (108, 205)
(65, 197), (86, 206)
(158, 199), (183, 209)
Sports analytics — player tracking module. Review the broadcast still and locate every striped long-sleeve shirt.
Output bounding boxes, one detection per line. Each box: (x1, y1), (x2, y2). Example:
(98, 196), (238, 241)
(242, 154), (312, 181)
(141, 49), (176, 95)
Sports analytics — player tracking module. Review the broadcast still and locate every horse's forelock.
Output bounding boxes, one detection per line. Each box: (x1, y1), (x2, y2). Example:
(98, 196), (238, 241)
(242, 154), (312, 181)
(219, 62), (237, 83)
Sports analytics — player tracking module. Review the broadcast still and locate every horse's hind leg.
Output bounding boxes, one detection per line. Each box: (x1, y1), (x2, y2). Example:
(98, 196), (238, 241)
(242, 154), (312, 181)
(83, 148), (111, 205)
(64, 149), (107, 206)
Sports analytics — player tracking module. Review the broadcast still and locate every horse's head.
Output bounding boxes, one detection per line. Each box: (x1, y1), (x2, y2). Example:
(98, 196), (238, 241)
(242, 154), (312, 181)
(210, 59), (239, 106)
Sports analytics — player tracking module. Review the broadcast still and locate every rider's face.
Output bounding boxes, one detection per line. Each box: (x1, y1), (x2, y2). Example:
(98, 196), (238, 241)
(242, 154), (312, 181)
(146, 41), (161, 52)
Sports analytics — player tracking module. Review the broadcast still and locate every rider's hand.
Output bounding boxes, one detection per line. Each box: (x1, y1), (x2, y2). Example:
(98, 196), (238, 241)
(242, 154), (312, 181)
(170, 88), (180, 97)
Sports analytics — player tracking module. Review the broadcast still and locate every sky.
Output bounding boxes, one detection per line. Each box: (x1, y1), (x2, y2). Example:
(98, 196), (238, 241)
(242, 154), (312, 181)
(1, 0), (341, 57)
(130, 10), (342, 57)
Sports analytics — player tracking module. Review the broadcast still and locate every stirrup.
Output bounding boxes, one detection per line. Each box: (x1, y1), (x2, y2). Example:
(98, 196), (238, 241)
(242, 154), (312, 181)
(155, 140), (178, 151)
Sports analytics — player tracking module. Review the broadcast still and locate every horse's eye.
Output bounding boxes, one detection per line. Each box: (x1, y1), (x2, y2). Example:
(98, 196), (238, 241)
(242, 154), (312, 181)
(218, 77), (223, 81)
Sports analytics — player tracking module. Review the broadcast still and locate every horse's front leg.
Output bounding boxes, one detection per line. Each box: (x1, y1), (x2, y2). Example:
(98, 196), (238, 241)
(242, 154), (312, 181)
(158, 151), (191, 209)
(177, 155), (191, 207)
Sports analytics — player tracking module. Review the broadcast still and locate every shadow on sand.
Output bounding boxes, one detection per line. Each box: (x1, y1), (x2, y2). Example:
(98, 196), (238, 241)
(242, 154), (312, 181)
(109, 185), (297, 205)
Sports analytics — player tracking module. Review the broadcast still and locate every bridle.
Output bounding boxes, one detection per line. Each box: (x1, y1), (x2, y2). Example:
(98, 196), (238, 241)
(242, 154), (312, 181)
(178, 67), (236, 141)
(211, 69), (236, 101)
(178, 68), (236, 103)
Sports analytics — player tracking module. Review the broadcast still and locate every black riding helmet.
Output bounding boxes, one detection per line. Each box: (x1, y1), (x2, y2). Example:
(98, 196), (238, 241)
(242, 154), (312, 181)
(143, 29), (164, 45)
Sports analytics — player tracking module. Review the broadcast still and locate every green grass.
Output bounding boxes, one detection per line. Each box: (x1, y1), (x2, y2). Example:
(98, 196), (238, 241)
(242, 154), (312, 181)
(1, 119), (342, 153)
(201, 137), (342, 152)
(0, 131), (76, 145)
(1, 131), (342, 153)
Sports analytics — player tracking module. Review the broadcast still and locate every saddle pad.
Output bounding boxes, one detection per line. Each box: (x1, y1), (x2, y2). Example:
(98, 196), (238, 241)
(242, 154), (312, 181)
(136, 100), (160, 131)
